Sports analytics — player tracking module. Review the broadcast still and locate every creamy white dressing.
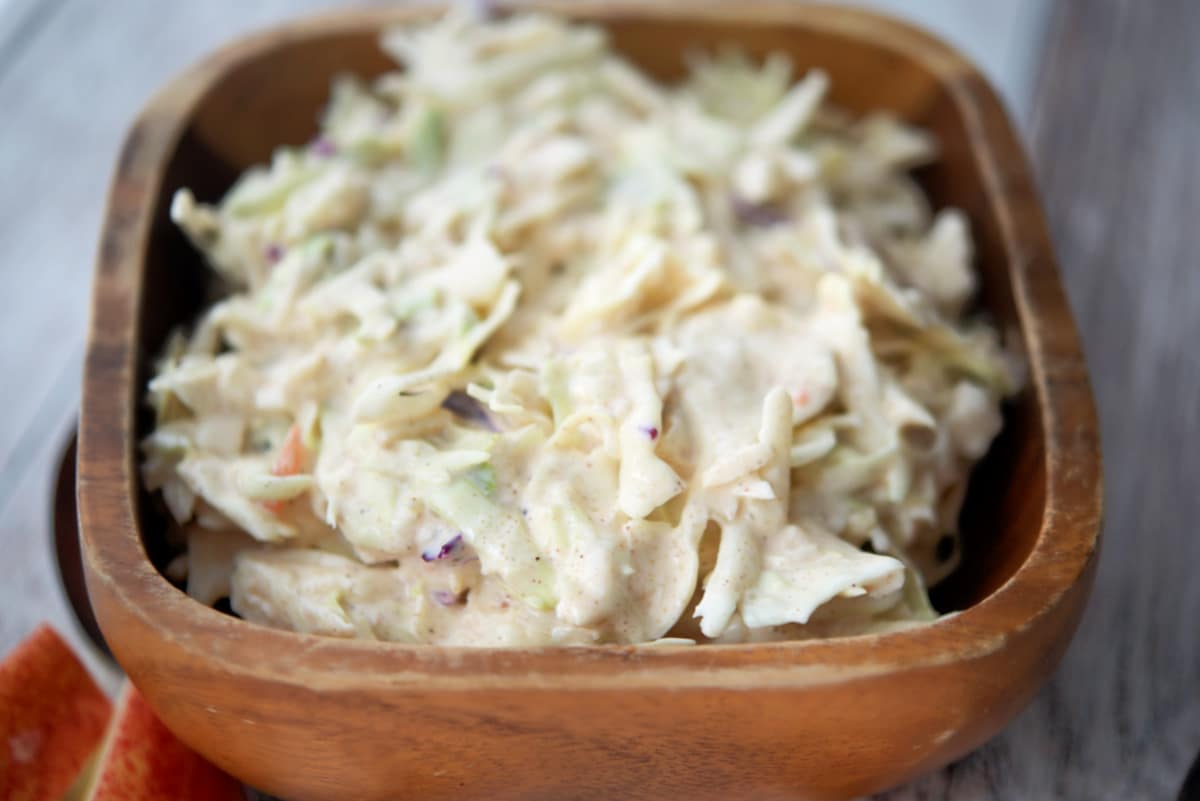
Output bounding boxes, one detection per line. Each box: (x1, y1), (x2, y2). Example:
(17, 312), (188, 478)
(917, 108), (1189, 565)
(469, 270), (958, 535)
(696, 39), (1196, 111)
(141, 11), (1020, 646)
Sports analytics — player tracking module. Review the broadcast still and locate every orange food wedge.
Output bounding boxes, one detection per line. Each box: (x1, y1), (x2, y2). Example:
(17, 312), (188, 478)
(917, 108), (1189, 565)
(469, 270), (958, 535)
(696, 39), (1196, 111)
(0, 625), (112, 801)
(82, 681), (242, 801)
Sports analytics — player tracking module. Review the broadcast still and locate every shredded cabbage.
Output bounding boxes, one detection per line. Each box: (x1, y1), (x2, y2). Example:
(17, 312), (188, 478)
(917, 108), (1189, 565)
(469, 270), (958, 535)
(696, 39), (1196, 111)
(146, 10), (1021, 646)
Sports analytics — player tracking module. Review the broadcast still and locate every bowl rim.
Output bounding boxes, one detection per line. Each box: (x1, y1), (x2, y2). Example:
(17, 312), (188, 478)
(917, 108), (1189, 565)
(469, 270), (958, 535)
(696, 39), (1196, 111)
(79, 0), (1102, 692)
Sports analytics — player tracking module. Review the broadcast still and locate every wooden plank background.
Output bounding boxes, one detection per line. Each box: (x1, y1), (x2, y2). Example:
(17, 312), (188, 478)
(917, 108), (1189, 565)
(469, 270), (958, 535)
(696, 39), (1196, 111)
(884, 0), (1200, 796)
(0, 1), (1196, 797)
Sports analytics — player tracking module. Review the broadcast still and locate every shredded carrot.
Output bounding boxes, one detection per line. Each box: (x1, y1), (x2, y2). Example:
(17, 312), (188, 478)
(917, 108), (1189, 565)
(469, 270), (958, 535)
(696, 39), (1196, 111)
(262, 424), (307, 514)
(273, 424), (307, 475)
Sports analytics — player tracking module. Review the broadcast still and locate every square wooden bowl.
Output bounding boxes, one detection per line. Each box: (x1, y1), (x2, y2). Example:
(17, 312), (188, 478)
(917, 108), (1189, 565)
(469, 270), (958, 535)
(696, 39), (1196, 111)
(79, 3), (1102, 799)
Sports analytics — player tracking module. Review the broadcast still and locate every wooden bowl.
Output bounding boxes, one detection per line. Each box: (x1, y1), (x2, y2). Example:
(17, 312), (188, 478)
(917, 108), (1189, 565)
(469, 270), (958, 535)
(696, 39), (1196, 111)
(78, 3), (1102, 799)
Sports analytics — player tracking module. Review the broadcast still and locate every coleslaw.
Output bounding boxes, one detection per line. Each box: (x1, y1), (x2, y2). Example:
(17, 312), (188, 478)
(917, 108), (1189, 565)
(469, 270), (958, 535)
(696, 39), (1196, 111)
(143, 11), (1021, 645)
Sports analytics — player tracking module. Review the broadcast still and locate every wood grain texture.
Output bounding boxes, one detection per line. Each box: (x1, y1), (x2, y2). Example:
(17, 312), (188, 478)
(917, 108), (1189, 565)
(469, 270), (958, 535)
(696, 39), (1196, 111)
(2, 0), (1194, 799)
(75, 5), (1097, 800)
(882, 0), (1200, 798)
(0, 0), (373, 697)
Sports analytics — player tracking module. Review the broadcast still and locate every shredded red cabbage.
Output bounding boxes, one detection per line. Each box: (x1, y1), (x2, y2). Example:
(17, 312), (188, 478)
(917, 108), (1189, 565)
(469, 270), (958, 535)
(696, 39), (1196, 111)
(310, 137), (337, 157)
(730, 195), (789, 227)
(422, 533), (464, 562)
(441, 390), (497, 431)
(431, 589), (466, 607)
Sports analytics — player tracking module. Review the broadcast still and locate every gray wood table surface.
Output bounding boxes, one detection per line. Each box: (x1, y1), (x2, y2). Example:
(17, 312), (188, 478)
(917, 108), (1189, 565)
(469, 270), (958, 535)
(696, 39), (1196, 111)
(1, 1), (1196, 798)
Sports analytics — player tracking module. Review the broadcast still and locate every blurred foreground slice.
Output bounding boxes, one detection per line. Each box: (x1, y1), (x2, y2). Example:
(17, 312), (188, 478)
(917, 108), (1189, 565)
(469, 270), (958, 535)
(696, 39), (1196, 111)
(81, 681), (242, 801)
(0, 625), (243, 801)
(0, 625), (112, 801)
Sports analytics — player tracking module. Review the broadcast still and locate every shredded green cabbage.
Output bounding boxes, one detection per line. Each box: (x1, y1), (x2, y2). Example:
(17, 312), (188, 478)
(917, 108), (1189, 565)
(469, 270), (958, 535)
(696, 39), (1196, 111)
(150, 9), (1021, 646)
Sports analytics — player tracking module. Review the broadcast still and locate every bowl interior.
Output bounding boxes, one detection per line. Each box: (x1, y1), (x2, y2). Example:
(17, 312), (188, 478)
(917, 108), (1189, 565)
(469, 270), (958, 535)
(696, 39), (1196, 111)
(137, 8), (1045, 618)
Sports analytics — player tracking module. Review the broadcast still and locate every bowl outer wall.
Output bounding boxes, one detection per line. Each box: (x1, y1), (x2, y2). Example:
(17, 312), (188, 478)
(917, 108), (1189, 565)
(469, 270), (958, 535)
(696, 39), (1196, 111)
(78, 3), (1102, 799)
